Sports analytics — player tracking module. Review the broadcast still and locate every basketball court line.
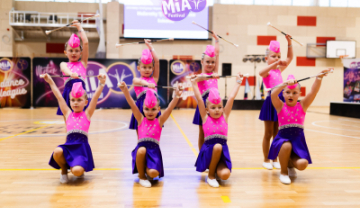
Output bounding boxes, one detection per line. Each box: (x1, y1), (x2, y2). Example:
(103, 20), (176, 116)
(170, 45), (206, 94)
(0, 119), (129, 137)
(0, 167), (360, 171)
(0, 124), (52, 142)
(170, 114), (198, 156)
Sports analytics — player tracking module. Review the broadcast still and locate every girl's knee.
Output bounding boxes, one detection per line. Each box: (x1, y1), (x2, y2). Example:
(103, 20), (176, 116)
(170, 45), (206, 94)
(137, 147), (146, 156)
(147, 169), (159, 178)
(53, 147), (63, 157)
(281, 142), (292, 151)
(297, 160), (308, 171)
(72, 166), (84, 176)
(218, 169), (230, 180)
(213, 144), (223, 152)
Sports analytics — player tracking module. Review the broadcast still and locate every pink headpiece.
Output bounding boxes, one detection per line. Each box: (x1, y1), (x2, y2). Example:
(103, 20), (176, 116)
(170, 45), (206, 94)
(68, 33), (80, 48)
(268, 41), (280, 53)
(286, 74), (298, 90)
(204, 45), (215, 57)
(207, 88), (221, 104)
(144, 90), (157, 108)
(141, 49), (153, 65)
(71, 82), (85, 98)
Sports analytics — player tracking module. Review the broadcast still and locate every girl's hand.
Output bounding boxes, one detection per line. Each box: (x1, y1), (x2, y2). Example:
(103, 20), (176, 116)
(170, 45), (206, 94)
(278, 60), (288, 67)
(145, 39), (153, 50)
(236, 72), (244, 83)
(147, 83), (156, 89)
(212, 31), (219, 41)
(40, 73), (53, 83)
(71, 20), (81, 30)
(118, 81), (127, 90)
(287, 79), (297, 86)
(211, 73), (220, 79)
(175, 84), (183, 97)
(98, 74), (106, 85)
(71, 72), (79, 79)
(317, 68), (333, 78)
(285, 34), (292, 44)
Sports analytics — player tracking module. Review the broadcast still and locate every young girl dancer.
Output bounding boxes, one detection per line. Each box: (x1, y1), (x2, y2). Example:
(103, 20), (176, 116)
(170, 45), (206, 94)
(129, 40), (160, 132)
(57, 20), (89, 118)
(259, 35), (293, 170)
(42, 73), (106, 183)
(192, 72), (243, 188)
(119, 81), (183, 188)
(193, 32), (220, 151)
(268, 69), (331, 184)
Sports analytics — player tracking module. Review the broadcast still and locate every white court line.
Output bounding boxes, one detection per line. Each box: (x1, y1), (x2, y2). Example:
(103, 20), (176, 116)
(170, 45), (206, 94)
(306, 128), (360, 139)
(311, 120), (360, 132)
(0, 119), (129, 137)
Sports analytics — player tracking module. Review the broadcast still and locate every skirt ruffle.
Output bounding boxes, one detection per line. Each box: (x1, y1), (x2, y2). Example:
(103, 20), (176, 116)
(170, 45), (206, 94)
(268, 127), (312, 164)
(57, 79), (89, 116)
(193, 94), (209, 126)
(195, 138), (232, 172)
(49, 133), (95, 172)
(129, 93), (161, 130)
(259, 91), (285, 122)
(131, 141), (164, 178)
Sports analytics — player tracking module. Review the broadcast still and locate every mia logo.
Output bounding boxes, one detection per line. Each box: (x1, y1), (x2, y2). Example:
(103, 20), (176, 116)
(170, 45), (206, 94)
(171, 60), (186, 75)
(0, 58), (14, 73)
(162, 0), (207, 21)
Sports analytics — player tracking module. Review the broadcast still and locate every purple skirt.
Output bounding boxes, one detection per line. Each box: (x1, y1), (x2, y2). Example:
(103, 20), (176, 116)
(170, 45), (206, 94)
(268, 127), (312, 164)
(131, 141), (164, 178)
(193, 93), (209, 125)
(57, 79), (89, 116)
(259, 91), (285, 122)
(195, 138), (232, 172)
(129, 92), (161, 130)
(49, 132), (95, 172)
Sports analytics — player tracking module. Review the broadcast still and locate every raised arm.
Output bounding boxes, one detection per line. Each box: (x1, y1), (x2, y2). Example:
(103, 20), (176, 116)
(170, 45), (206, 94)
(86, 74), (106, 119)
(145, 39), (160, 82)
(224, 73), (243, 119)
(118, 81), (143, 123)
(271, 81), (290, 112)
(279, 34), (293, 72)
(300, 69), (331, 112)
(159, 85), (183, 126)
(212, 32), (220, 74)
(41, 74), (72, 118)
(72, 20), (89, 67)
(191, 78), (207, 120)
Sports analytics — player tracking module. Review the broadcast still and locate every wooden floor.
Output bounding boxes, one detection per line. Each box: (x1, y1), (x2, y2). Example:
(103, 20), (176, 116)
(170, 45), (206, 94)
(0, 107), (360, 207)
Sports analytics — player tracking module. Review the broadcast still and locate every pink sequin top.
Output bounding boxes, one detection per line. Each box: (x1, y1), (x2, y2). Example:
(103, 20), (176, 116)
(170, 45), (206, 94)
(138, 118), (162, 144)
(278, 102), (306, 130)
(198, 73), (218, 96)
(263, 69), (283, 89)
(202, 115), (228, 141)
(134, 77), (158, 98)
(66, 111), (90, 136)
(63, 61), (87, 83)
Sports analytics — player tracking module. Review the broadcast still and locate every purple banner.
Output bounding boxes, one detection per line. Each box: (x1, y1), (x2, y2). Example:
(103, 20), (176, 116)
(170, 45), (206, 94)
(33, 58), (168, 108)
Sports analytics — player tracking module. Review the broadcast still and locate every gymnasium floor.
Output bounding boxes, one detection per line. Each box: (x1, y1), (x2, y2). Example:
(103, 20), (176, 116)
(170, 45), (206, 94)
(0, 107), (360, 207)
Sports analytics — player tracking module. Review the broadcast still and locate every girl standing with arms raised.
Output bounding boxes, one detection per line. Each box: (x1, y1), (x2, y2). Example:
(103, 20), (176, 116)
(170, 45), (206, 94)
(193, 32), (220, 150)
(259, 35), (293, 170)
(57, 20), (89, 118)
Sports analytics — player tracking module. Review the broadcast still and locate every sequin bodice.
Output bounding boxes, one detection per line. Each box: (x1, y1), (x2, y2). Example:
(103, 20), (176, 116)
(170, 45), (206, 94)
(198, 73), (218, 96)
(63, 61), (87, 82)
(278, 102), (306, 130)
(134, 77), (157, 98)
(263, 69), (283, 89)
(138, 118), (162, 144)
(202, 115), (228, 141)
(66, 111), (90, 135)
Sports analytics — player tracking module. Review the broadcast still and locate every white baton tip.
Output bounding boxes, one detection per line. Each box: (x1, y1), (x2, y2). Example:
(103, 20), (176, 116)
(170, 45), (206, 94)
(267, 22), (271, 26)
